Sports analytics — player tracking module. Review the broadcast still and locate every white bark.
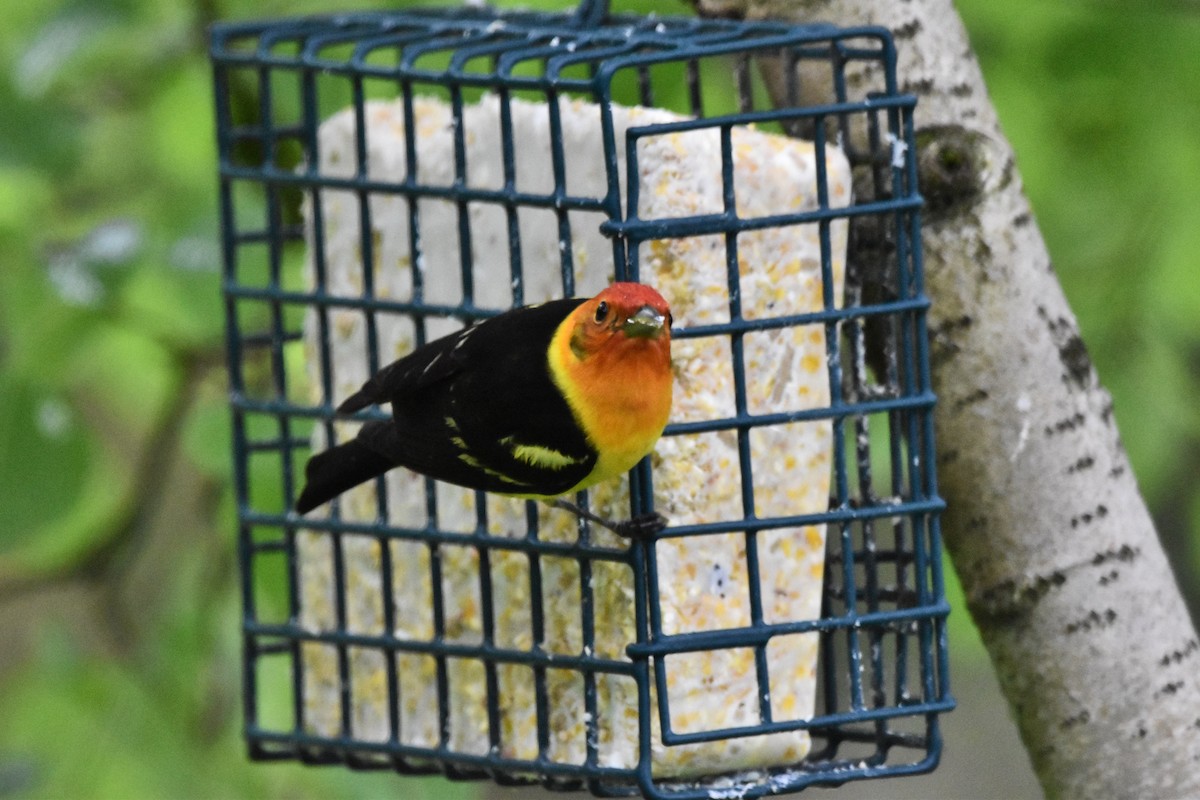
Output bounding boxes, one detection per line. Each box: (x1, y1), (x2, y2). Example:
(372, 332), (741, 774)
(694, 0), (1200, 797)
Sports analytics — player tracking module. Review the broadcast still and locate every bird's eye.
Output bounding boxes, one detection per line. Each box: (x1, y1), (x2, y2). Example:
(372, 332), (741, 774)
(594, 301), (609, 323)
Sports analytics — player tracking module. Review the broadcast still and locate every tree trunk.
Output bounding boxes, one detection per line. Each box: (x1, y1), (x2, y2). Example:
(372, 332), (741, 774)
(693, 0), (1200, 796)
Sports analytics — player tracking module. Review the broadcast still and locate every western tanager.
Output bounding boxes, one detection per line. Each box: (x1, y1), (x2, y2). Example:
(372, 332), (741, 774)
(295, 282), (673, 536)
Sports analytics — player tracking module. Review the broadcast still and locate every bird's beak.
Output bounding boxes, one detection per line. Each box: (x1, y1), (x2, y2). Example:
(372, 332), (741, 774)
(622, 305), (667, 339)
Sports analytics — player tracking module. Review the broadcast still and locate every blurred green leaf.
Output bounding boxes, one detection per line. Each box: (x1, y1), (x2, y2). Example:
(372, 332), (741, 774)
(66, 320), (182, 433)
(0, 625), (478, 800)
(0, 263), (102, 389)
(148, 66), (218, 195)
(0, 166), (54, 235)
(183, 400), (233, 480)
(117, 263), (224, 350)
(0, 380), (91, 552)
(0, 377), (133, 582)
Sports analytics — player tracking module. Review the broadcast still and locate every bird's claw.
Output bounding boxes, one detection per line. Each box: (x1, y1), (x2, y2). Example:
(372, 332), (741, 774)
(613, 512), (667, 539)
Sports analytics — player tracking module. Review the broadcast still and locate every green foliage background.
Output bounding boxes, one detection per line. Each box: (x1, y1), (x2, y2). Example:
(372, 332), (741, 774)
(0, 0), (1195, 797)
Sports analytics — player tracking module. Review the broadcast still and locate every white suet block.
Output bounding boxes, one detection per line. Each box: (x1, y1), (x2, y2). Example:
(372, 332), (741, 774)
(298, 94), (850, 777)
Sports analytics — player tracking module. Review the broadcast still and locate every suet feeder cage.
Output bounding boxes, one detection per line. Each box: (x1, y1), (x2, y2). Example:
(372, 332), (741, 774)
(210, 1), (952, 797)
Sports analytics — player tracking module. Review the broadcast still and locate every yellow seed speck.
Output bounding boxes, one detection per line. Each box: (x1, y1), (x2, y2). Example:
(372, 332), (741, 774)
(805, 526), (823, 550)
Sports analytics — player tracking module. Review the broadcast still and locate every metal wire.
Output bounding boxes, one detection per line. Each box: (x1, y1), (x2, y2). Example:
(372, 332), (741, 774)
(211, 4), (951, 797)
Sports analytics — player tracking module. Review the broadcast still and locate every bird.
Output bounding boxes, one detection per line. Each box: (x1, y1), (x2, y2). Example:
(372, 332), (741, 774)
(295, 282), (674, 537)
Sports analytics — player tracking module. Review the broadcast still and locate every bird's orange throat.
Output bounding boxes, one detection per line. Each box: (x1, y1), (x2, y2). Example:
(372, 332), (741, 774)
(579, 335), (672, 428)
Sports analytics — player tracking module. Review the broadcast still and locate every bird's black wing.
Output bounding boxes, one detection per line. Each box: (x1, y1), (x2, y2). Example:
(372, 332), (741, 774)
(337, 321), (472, 414)
(348, 298), (598, 497)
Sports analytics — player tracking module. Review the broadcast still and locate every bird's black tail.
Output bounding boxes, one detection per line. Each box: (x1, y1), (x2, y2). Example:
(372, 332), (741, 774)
(295, 429), (395, 514)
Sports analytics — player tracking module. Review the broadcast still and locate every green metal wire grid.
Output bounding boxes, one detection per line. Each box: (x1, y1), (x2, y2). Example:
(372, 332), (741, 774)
(210, 2), (952, 797)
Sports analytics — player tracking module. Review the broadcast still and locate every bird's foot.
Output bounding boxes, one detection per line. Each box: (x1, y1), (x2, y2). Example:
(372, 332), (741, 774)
(547, 500), (667, 539)
(612, 513), (667, 539)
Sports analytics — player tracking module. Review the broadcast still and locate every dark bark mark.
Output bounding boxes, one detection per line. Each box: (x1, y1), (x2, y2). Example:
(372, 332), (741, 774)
(972, 236), (994, 265)
(1092, 544), (1140, 566)
(972, 570), (1067, 624)
(1098, 569), (1119, 586)
(997, 154), (1015, 190)
(1159, 638), (1199, 668)
(1069, 504), (1109, 529)
(1044, 412), (1085, 437)
(1013, 211), (1032, 227)
(1058, 334), (1093, 390)
(930, 314), (974, 338)
(929, 315), (973, 356)
(894, 18), (922, 39)
(1036, 305), (1094, 389)
(1064, 608), (1117, 635)
(929, 313), (973, 365)
(902, 77), (935, 94)
(953, 387), (989, 410)
(1060, 711), (1091, 731)
(1066, 455), (1094, 474)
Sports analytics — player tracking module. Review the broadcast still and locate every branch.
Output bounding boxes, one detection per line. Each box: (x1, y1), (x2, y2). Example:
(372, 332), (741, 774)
(695, 0), (1200, 796)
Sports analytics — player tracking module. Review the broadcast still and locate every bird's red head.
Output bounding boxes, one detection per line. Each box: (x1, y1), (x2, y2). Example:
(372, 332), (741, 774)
(569, 282), (672, 361)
